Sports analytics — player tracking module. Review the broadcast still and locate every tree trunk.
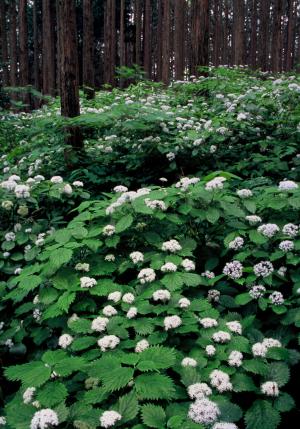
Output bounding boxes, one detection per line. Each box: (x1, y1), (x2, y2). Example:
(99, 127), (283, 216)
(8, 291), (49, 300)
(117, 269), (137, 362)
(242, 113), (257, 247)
(42, 0), (56, 95)
(250, 0), (257, 68)
(135, 0), (142, 65)
(286, 0), (295, 71)
(82, 0), (95, 98)
(259, 0), (270, 71)
(156, 0), (163, 81)
(9, 0), (18, 88)
(143, 0), (152, 78)
(57, 0), (82, 152)
(271, 0), (283, 72)
(233, 0), (244, 65)
(161, 0), (170, 84)
(174, 0), (185, 80)
(19, 0), (31, 109)
(104, 0), (116, 86)
(190, 0), (209, 76)
(0, 1), (9, 85)
(213, 0), (221, 66)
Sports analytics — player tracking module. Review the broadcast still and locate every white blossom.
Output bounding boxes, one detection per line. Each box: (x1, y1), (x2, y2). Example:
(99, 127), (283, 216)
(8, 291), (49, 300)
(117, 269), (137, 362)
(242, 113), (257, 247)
(100, 411), (122, 428)
(164, 315), (182, 330)
(80, 276), (97, 288)
(98, 335), (120, 352)
(269, 291), (284, 305)
(261, 381), (279, 397)
(252, 342), (268, 357)
(226, 321), (242, 334)
(277, 266), (287, 277)
(50, 176), (63, 184)
(253, 261), (274, 277)
(15, 184), (30, 198)
(206, 345), (216, 356)
(263, 338), (282, 348)
(228, 237), (244, 250)
(202, 270), (215, 279)
(181, 259), (195, 271)
(105, 254), (115, 262)
(188, 383), (212, 399)
(23, 387), (36, 404)
(108, 291), (122, 303)
(205, 177), (226, 191)
(228, 351), (243, 367)
(188, 398), (220, 425)
(175, 177), (200, 191)
(129, 251), (144, 264)
(282, 223), (299, 237)
(145, 199), (167, 211)
(103, 225), (116, 236)
(208, 289), (220, 302)
(209, 369), (233, 392)
(223, 261), (243, 279)
(257, 223), (280, 238)
(103, 305), (118, 317)
(30, 409), (59, 429)
(212, 331), (231, 343)
(126, 306), (138, 319)
(279, 240), (294, 252)
(249, 285), (266, 299)
(135, 339), (149, 352)
(73, 181), (84, 187)
(0, 417), (6, 426)
(138, 268), (156, 284)
(278, 180), (298, 191)
(161, 239), (182, 253)
(122, 293), (135, 303)
(75, 263), (90, 272)
(58, 334), (73, 349)
(113, 185), (128, 193)
(212, 423), (238, 429)
(62, 184), (73, 195)
(199, 318), (218, 328)
(91, 317), (109, 332)
(237, 189), (253, 198)
(178, 297), (191, 308)
(161, 262), (177, 272)
(246, 215), (262, 225)
(182, 357), (197, 367)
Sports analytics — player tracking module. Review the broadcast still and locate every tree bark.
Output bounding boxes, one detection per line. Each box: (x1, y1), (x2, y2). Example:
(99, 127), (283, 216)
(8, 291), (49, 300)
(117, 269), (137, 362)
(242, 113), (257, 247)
(156, 0), (163, 81)
(259, 0), (270, 71)
(161, 0), (170, 84)
(82, 0), (95, 98)
(250, 0), (257, 68)
(33, 0), (41, 92)
(286, 0), (295, 71)
(174, 0), (185, 80)
(9, 0), (18, 88)
(271, 0), (283, 72)
(190, 0), (209, 76)
(135, 0), (142, 65)
(233, 0), (244, 65)
(0, 1), (9, 85)
(104, 0), (116, 86)
(143, 0), (152, 78)
(42, 0), (56, 95)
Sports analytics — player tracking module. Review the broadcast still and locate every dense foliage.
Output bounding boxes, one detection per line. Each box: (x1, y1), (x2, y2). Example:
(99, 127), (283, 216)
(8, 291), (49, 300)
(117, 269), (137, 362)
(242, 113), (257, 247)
(0, 69), (300, 429)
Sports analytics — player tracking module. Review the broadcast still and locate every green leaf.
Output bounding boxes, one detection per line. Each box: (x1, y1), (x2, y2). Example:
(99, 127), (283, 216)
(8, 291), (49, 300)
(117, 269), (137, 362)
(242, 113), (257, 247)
(141, 404), (166, 428)
(101, 366), (134, 392)
(206, 207), (220, 223)
(71, 336), (95, 351)
(235, 293), (252, 305)
(267, 362), (290, 387)
(232, 373), (257, 392)
(19, 275), (42, 292)
(217, 400), (243, 422)
(274, 392), (295, 412)
(245, 400), (281, 429)
(137, 346), (176, 371)
(135, 374), (176, 400)
(116, 392), (139, 423)
(54, 357), (86, 376)
(37, 381), (68, 407)
(115, 214), (134, 232)
(49, 248), (73, 269)
(5, 361), (51, 387)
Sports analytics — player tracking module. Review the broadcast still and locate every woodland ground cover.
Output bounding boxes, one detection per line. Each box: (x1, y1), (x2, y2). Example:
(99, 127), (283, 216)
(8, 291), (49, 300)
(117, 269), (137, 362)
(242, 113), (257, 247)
(0, 68), (300, 429)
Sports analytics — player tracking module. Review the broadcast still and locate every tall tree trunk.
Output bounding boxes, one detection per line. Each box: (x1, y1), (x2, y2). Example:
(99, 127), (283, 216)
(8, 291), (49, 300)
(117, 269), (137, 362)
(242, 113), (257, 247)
(33, 0), (41, 92)
(0, 1), (9, 86)
(9, 0), (18, 88)
(250, 0), (257, 68)
(135, 0), (142, 65)
(213, 0), (221, 66)
(143, 0), (152, 78)
(156, 0), (163, 81)
(222, 0), (229, 65)
(190, 0), (209, 76)
(57, 0), (82, 152)
(82, 0), (95, 98)
(119, 0), (126, 86)
(161, 0), (170, 84)
(233, 0), (244, 65)
(272, 0), (283, 72)
(286, 0), (295, 71)
(174, 0), (185, 80)
(19, 0), (30, 109)
(42, 0), (56, 95)
(104, 0), (116, 86)
(259, 0), (270, 70)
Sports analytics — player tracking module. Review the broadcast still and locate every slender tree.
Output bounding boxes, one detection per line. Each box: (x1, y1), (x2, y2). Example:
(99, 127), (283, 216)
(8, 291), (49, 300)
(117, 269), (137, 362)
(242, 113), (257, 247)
(286, 0), (296, 71)
(104, 0), (116, 85)
(33, 0), (41, 92)
(190, 0), (209, 76)
(9, 0), (18, 88)
(174, 0), (185, 80)
(250, 0), (258, 68)
(0, 0), (9, 86)
(272, 0), (283, 72)
(82, 0), (95, 98)
(259, 0), (270, 70)
(42, 0), (56, 95)
(161, 0), (170, 84)
(233, 0), (245, 65)
(135, 0), (142, 66)
(143, 0), (152, 78)
(156, 0), (163, 81)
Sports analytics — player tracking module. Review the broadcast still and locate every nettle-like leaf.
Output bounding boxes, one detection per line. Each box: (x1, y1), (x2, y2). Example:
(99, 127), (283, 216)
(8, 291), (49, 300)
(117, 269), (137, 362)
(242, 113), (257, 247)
(115, 392), (139, 423)
(267, 362), (290, 387)
(245, 400), (281, 429)
(4, 361), (51, 387)
(101, 366), (134, 392)
(137, 346), (177, 371)
(141, 404), (166, 428)
(37, 381), (68, 407)
(135, 373), (176, 400)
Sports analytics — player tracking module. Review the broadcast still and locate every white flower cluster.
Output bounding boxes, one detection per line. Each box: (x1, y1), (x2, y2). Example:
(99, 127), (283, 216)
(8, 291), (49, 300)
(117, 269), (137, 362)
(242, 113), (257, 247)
(126, 306), (137, 319)
(145, 199), (167, 211)
(278, 266), (287, 277)
(113, 185), (128, 193)
(212, 331), (231, 343)
(164, 315), (182, 330)
(106, 188), (150, 215)
(153, 289), (171, 302)
(137, 268), (156, 284)
(135, 339), (149, 352)
(187, 383), (212, 399)
(30, 409), (59, 429)
(23, 387), (36, 404)
(175, 177), (200, 191)
(58, 334), (73, 349)
(252, 338), (282, 357)
(208, 289), (220, 302)
(278, 180), (298, 191)
(205, 177), (226, 191)
(249, 285), (266, 299)
(253, 260), (274, 277)
(75, 262), (90, 272)
(212, 423), (238, 429)
(50, 176), (63, 184)
(97, 335), (120, 352)
(228, 236), (244, 250)
(226, 321), (242, 334)
(182, 357), (197, 367)
(209, 369), (233, 392)
(279, 240), (294, 252)
(105, 254), (115, 262)
(103, 305), (118, 317)
(223, 261), (243, 279)
(161, 262), (177, 272)
(80, 276), (97, 288)
(100, 411), (122, 428)
(199, 318), (218, 328)
(5, 232), (16, 242)
(202, 270), (215, 279)
(261, 381), (279, 397)
(237, 188), (253, 198)
(257, 223), (279, 238)
(129, 251), (144, 263)
(282, 223), (299, 237)
(178, 297), (191, 308)
(228, 350), (243, 367)
(181, 259), (195, 271)
(108, 291), (122, 303)
(206, 345), (216, 356)
(245, 215), (262, 225)
(161, 239), (182, 253)
(269, 291), (284, 305)
(122, 293), (135, 303)
(91, 317), (109, 332)
(0, 417), (6, 426)
(103, 225), (116, 236)
(15, 184), (30, 198)
(188, 398), (220, 425)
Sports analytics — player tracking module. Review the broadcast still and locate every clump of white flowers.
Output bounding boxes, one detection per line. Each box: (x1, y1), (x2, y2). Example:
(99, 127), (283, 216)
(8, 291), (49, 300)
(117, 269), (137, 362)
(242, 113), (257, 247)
(202, 270), (215, 279)
(122, 293), (135, 303)
(135, 339), (149, 352)
(246, 215), (262, 225)
(126, 307), (138, 319)
(164, 315), (182, 330)
(261, 381), (279, 397)
(175, 177), (200, 191)
(103, 225), (116, 236)
(269, 291), (284, 305)
(75, 262), (90, 272)
(199, 318), (218, 328)
(278, 180), (298, 191)
(15, 184), (30, 198)
(161, 239), (182, 253)
(129, 251), (144, 263)
(137, 268), (156, 284)
(58, 334), (73, 349)
(237, 188), (252, 198)
(50, 176), (63, 184)
(226, 321), (242, 334)
(223, 261), (243, 279)
(212, 423), (238, 429)
(145, 199), (167, 211)
(23, 387), (36, 404)
(187, 383), (212, 399)
(0, 417), (6, 426)
(113, 185), (128, 193)
(257, 223), (280, 238)
(209, 369), (233, 392)
(161, 262), (177, 272)
(205, 177), (226, 191)
(97, 335), (120, 352)
(100, 411), (122, 428)
(188, 398), (220, 425)
(212, 331), (231, 343)
(80, 276), (97, 288)
(181, 259), (195, 271)
(178, 297), (191, 308)
(206, 345), (216, 356)
(30, 409), (59, 429)
(228, 350), (243, 367)
(108, 291), (122, 303)
(208, 289), (220, 302)
(153, 289), (171, 302)
(228, 236), (244, 250)
(103, 305), (118, 317)
(91, 317), (109, 332)
(249, 285), (266, 299)
(182, 357), (197, 367)
(253, 261), (274, 277)
(279, 240), (294, 252)
(252, 338), (282, 357)
(105, 254), (115, 262)
(62, 184), (72, 195)
(282, 223), (299, 237)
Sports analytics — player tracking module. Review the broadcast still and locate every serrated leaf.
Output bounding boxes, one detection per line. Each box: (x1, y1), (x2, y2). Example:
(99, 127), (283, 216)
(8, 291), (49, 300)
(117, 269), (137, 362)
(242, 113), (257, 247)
(137, 346), (176, 371)
(101, 366), (134, 392)
(245, 400), (280, 429)
(37, 381), (68, 407)
(116, 392), (139, 423)
(141, 404), (166, 428)
(115, 214), (134, 232)
(5, 361), (51, 387)
(267, 362), (290, 387)
(274, 392), (295, 412)
(135, 373), (176, 400)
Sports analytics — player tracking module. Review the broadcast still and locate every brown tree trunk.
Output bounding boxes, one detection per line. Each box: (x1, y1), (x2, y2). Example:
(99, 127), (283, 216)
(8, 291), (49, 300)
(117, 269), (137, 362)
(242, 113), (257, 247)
(33, 0), (42, 108)
(174, 0), (185, 80)
(250, 0), (257, 68)
(156, 0), (163, 81)
(286, 0), (295, 71)
(161, 0), (170, 84)
(135, 0), (142, 65)
(143, 0), (152, 78)
(57, 0), (82, 152)
(213, 0), (221, 66)
(42, 0), (56, 95)
(104, 0), (116, 86)
(19, 0), (31, 109)
(9, 0), (18, 88)
(233, 0), (244, 65)
(82, 0), (95, 98)
(190, 0), (209, 76)
(0, 1), (9, 86)
(259, 0), (270, 70)
(272, 0), (283, 72)
(222, 0), (229, 65)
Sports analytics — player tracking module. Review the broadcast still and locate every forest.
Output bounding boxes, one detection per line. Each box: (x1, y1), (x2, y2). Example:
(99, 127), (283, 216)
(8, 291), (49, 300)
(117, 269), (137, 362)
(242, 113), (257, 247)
(0, 1), (300, 429)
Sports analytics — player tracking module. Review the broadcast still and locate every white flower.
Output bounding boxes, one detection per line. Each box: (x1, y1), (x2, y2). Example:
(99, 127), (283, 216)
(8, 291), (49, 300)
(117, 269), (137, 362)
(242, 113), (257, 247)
(237, 112), (248, 121)
(138, 268), (156, 284)
(253, 261), (274, 277)
(175, 177), (200, 191)
(130, 251), (144, 264)
(249, 285), (266, 299)
(164, 315), (182, 330)
(261, 381), (279, 397)
(263, 338), (282, 348)
(100, 410), (122, 428)
(0, 417), (6, 426)
(279, 240), (294, 252)
(97, 335), (120, 352)
(23, 387), (36, 404)
(103, 305), (118, 317)
(226, 321), (242, 334)
(30, 409), (59, 429)
(153, 289), (171, 302)
(199, 318), (218, 328)
(145, 199), (167, 211)
(161, 262), (177, 272)
(73, 181), (84, 187)
(282, 223), (299, 237)
(62, 184), (73, 195)
(122, 293), (135, 303)
(126, 306), (138, 319)
(113, 185), (128, 193)
(202, 270), (215, 279)
(205, 177), (226, 191)
(188, 398), (220, 425)
(5, 232), (16, 241)
(80, 276), (97, 288)
(161, 239), (182, 253)
(75, 263), (90, 272)
(212, 331), (231, 343)
(14, 267), (22, 275)
(35, 238), (45, 247)
(9, 174), (20, 182)
(105, 254), (115, 262)
(237, 189), (253, 198)
(252, 342), (267, 357)
(3, 251), (10, 258)
(181, 357), (197, 367)
(135, 339), (149, 352)
(223, 261), (243, 279)
(178, 297), (191, 308)
(2, 200), (13, 210)
(91, 317), (109, 332)
(228, 350), (243, 367)
(257, 223), (280, 238)
(108, 291), (122, 303)
(15, 184), (30, 198)
(269, 291), (284, 305)
(208, 289), (220, 302)
(103, 225), (115, 236)
(181, 259), (195, 271)
(210, 145), (217, 153)
(188, 383), (212, 399)
(50, 176), (63, 184)
(212, 423), (238, 429)
(278, 180), (298, 191)
(228, 237), (244, 250)
(166, 152), (175, 161)
(246, 215), (262, 225)
(58, 334), (73, 349)
(206, 345), (216, 356)
(209, 369), (233, 392)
